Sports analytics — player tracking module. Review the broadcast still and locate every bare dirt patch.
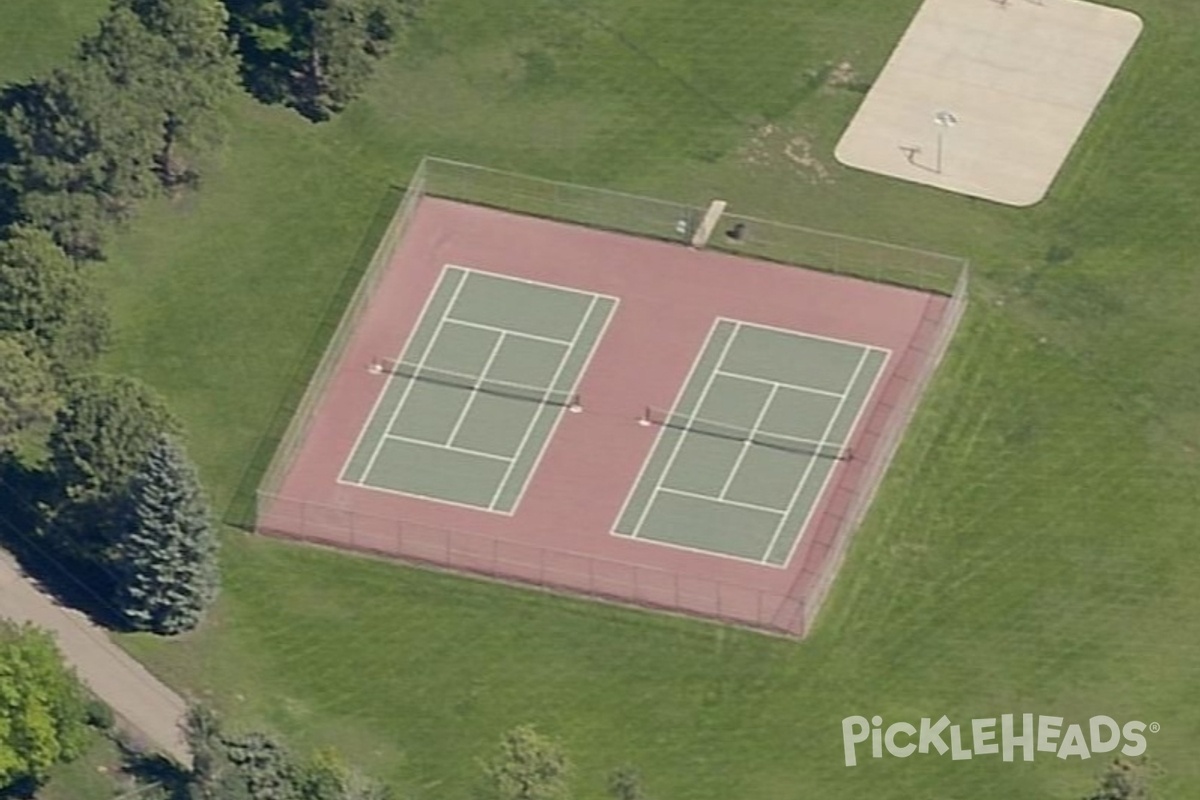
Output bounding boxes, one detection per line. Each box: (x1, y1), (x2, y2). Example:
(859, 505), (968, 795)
(739, 123), (833, 183)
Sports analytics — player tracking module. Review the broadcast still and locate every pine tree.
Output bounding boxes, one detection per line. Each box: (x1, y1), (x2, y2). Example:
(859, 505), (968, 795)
(114, 434), (219, 634)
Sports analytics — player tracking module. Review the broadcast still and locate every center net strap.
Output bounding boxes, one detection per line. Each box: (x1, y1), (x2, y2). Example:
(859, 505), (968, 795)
(375, 359), (579, 408)
(645, 407), (851, 461)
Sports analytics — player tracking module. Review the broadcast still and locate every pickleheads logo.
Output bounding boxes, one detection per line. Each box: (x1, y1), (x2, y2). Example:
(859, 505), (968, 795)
(842, 715), (1158, 767)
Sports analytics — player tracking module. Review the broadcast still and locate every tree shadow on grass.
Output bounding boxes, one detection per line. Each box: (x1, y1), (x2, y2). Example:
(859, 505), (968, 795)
(0, 456), (129, 632)
(118, 742), (192, 800)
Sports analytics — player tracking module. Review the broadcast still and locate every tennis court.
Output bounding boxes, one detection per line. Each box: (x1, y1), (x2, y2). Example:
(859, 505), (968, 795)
(340, 264), (617, 512)
(260, 175), (967, 637)
(614, 319), (888, 566)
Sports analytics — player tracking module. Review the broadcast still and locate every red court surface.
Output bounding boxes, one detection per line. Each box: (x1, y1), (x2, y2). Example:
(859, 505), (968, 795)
(258, 197), (952, 636)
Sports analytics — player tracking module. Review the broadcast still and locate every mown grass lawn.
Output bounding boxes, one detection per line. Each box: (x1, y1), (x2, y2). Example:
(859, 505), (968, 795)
(5, 0), (1200, 798)
(36, 732), (124, 800)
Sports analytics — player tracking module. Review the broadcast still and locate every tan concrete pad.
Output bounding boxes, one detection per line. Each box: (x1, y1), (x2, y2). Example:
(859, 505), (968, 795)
(834, 0), (1142, 206)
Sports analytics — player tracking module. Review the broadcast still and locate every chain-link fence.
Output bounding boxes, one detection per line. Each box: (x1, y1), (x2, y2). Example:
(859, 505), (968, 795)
(254, 156), (969, 638)
(422, 158), (705, 246)
(421, 157), (965, 293)
(256, 495), (806, 636)
(780, 264), (969, 634)
(709, 211), (965, 295)
(257, 161), (429, 503)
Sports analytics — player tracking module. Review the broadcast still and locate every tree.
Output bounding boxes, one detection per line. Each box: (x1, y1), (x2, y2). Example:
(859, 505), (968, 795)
(1083, 758), (1153, 800)
(48, 373), (178, 503)
(480, 725), (571, 800)
(0, 60), (163, 257)
(0, 622), (89, 791)
(295, 0), (392, 121)
(185, 707), (392, 800)
(228, 0), (417, 122)
(186, 706), (242, 800)
(606, 767), (645, 800)
(43, 373), (178, 566)
(186, 706), (297, 800)
(223, 731), (300, 800)
(113, 434), (219, 634)
(12, 190), (115, 265)
(0, 226), (109, 372)
(298, 749), (391, 800)
(0, 0), (238, 255)
(82, 0), (240, 185)
(0, 336), (60, 459)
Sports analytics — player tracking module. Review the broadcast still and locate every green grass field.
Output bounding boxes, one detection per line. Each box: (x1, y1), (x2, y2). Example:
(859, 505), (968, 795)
(5, 0), (1200, 798)
(36, 732), (124, 800)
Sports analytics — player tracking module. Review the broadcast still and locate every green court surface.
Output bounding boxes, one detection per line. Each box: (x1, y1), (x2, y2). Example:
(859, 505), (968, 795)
(341, 265), (617, 513)
(614, 319), (887, 566)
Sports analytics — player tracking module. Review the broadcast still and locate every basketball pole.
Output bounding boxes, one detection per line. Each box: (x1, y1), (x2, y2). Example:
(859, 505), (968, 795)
(933, 110), (958, 175)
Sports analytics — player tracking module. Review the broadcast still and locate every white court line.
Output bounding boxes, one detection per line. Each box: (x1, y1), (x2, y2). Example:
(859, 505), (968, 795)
(345, 476), (517, 514)
(338, 265), (466, 484)
(503, 295), (618, 512)
(380, 432), (513, 464)
(451, 263), (620, 304)
(610, 319), (728, 537)
(718, 383), (779, 500)
(760, 347), (871, 563)
(659, 486), (786, 519)
(628, 321), (741, 538)
(714, 369), (845, 399)
(340, 263), (617, 515)
(357, 270), (472, 482)
(774, 347), (892, 568)
(488, 296), (596, 509)
(717, 315), (893, 357)
(612, 527), (792, 568)
(445, 316), (573, 347)
(490, 294), (615, 511)
(444, 331), (507, 447)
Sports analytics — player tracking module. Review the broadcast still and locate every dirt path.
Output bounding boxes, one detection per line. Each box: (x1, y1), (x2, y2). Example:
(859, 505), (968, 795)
(0, 549), (191, 767)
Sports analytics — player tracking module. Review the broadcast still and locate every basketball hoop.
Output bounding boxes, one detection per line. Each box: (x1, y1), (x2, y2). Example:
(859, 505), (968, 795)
(933, 110), (958, 128)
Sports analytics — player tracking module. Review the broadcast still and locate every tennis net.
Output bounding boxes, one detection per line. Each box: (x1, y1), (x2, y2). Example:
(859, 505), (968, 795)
(644, 407), (852, 461)
(371, 359), (580, 409)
